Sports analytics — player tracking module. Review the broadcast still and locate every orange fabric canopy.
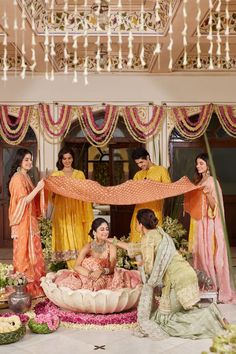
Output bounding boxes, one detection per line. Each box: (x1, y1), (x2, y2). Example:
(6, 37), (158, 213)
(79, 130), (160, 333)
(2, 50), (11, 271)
(45, 175), (202, 218)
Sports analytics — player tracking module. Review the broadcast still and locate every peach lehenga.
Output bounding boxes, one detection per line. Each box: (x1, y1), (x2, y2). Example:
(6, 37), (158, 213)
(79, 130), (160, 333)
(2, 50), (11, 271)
(55, 244), (141, 291)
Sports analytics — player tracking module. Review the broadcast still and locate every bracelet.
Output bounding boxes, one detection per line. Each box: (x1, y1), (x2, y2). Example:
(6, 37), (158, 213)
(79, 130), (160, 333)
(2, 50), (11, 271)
(102, 268), (110, 275)
(112, 237), (118, 246)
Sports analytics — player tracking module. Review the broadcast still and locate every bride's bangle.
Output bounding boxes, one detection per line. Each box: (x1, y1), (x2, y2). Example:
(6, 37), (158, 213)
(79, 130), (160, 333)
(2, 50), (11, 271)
(102, 268), (110, 275)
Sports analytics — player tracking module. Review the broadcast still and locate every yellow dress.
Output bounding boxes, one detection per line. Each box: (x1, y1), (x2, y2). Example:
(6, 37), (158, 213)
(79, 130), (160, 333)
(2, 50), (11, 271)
(51, 169), (94, 269)
(130, 165), (171, 242)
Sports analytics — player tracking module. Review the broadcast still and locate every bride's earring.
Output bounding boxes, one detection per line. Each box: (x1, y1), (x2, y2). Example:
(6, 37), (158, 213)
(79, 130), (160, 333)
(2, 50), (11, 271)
(17, 166), (21, 172)
(93, 231), (97, 242)
(206, 168), (210, 177)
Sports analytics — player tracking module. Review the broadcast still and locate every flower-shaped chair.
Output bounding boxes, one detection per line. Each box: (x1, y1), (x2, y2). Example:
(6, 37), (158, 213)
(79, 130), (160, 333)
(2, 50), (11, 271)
(41, 272), (142, 314)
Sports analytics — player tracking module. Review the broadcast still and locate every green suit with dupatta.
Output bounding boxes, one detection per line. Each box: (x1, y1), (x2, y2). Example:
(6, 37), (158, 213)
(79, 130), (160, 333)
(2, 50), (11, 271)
(127, 227), (226, 339)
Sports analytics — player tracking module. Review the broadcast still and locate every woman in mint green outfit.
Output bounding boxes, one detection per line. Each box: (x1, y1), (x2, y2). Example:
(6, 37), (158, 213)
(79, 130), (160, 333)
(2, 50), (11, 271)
(107, 208), (226, 340)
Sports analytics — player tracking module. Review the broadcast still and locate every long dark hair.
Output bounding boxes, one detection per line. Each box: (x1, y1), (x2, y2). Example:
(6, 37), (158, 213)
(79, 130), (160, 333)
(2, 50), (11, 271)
(136, 208), (158, 230)
(56, 146), (75, 171)
(193, 153), (211, 185)
(88, 218), (109, 239)
(8, 148), (32, 193)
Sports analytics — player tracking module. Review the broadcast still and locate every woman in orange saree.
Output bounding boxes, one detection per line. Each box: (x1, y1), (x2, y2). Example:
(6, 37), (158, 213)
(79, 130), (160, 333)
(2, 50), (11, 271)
(8, 148), (45, 297)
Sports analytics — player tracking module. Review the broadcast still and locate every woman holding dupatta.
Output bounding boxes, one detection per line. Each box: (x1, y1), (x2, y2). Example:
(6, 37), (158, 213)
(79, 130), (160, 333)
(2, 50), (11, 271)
(188, 153), (236, 303)
(8, 148), (45, 297)
(107, 208), (227, 340)
(50, 146), (93, 269)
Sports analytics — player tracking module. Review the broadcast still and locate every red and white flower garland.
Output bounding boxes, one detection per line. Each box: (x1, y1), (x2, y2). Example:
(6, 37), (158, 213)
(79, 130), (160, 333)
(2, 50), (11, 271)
(38, 103), (73, 138)
(215, 105), (236, 138)
(171, 104), (213, 139)
(78, 105), (119, 147)
(0, 105), (32, 145)
(123, 106), (166, 142)
(1, 103), (236, 145)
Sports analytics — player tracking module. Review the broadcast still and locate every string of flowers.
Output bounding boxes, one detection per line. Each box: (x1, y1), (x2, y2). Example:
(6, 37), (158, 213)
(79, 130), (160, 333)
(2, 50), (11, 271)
(123, 106), (165, 140)
(170, 104), (213, 139)
(0, 105), (32, 145)
(215, 105), (236, 138)
(38, 103), (73, 137)
(79, 105), (119, 135)
(78, 105), (119, 147)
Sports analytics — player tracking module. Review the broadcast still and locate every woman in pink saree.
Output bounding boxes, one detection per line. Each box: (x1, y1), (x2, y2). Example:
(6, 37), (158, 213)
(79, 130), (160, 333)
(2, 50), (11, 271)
(55, 218), (141, 291)
(189, 153), (235, 303)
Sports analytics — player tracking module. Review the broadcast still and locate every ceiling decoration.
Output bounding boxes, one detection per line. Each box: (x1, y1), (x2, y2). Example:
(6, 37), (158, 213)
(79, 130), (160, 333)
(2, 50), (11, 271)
(1, 0), (236, 84)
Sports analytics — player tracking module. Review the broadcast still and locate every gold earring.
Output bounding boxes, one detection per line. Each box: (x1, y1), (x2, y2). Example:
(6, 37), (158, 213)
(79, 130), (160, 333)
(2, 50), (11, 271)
(206, 169), (210, 177)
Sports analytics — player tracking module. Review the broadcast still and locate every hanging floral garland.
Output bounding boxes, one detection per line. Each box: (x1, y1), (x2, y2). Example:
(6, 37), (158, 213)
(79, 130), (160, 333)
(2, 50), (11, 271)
(38, 103), (73, 137)
(215, 105), (236, 138)
(78, 105), (119, 147)
(0, 105), (32, 145)
(123, 106), (165, 142)
(170, 104), (213, 139)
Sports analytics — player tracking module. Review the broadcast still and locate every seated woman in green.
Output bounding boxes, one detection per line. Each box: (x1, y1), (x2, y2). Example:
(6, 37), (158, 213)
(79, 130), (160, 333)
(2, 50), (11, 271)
(107, 208), (227, 340)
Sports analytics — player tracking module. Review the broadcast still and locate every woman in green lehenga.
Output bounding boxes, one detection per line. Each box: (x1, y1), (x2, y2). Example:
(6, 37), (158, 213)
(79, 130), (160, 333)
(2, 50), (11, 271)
(107, 208), (227, 340)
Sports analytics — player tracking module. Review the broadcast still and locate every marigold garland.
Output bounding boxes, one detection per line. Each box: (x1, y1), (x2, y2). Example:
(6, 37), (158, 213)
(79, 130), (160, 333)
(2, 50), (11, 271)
(215, 105), (236, 138)
(38, 103), (73, 137)
(1, 103), (236, 146)
(122, 106), (165, 141)
(0, 105), (32, 145)
(78, 105), (119, 146)
(170, 104), (213, 139)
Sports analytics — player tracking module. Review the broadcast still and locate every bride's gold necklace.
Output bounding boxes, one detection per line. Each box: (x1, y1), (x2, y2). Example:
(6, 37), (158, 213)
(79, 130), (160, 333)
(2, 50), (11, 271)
(91, 241), (106, 254)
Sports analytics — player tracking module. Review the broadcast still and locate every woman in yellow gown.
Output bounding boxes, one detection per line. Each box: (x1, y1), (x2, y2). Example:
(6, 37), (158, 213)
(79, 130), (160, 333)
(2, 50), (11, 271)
(50, 147), (93, 269)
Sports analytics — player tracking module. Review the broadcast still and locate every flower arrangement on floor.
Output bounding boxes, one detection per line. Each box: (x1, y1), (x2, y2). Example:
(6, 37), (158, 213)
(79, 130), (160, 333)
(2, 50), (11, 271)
(0, 314), (26, 345)
(0, 263), (14, 289)
(28, 313), (60, 334)
(34, 299), (137, 329)
(162, 216), (192, 261)
(202, 324), (236, 354)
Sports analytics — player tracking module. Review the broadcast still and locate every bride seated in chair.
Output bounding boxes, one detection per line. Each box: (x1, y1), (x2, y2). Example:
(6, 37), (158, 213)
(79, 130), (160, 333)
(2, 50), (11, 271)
(54, 217), (141, 291)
